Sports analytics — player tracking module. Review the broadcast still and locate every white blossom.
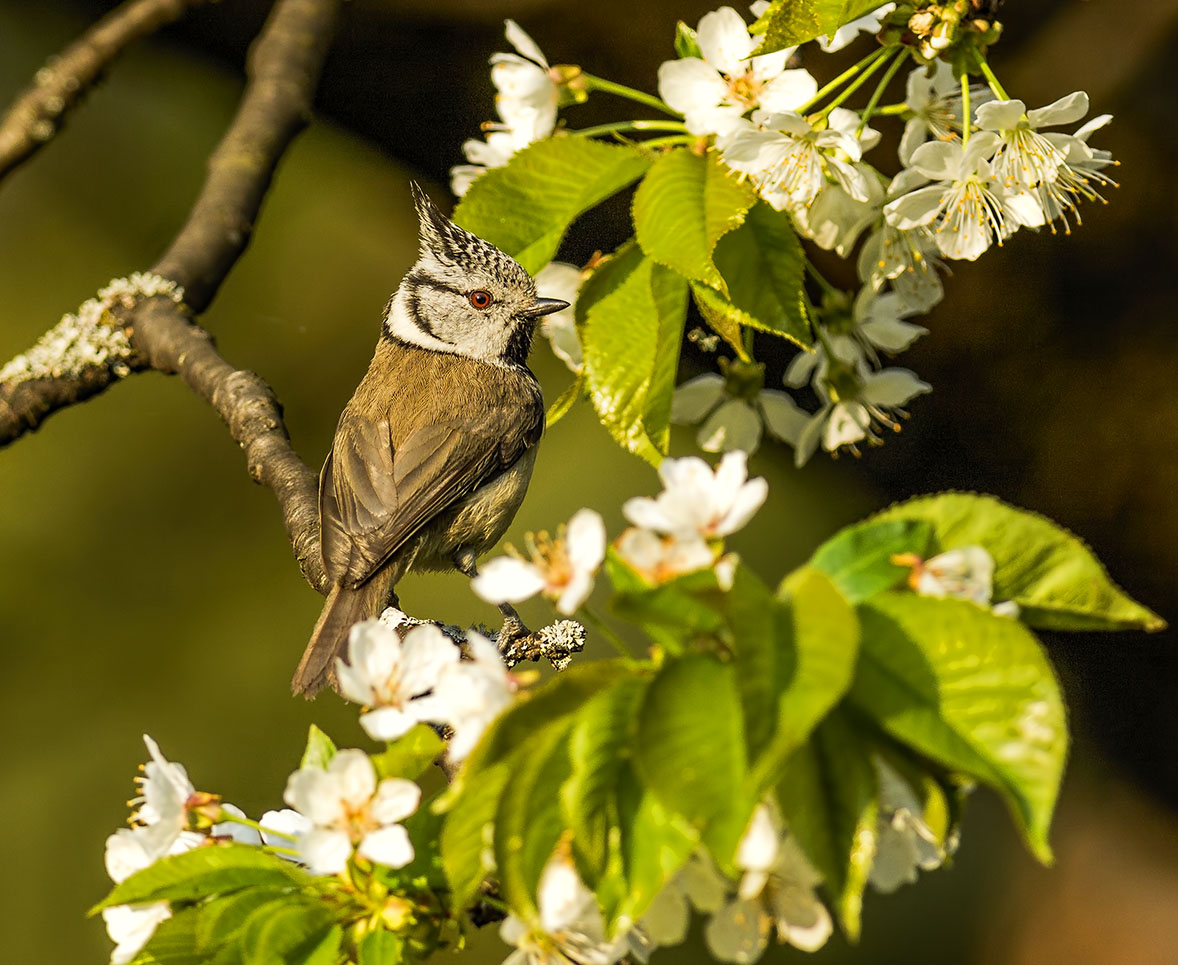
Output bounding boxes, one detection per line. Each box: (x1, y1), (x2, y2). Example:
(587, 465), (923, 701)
(451, 21), (558, 197)
(473, 509), (607, 615)
(658, 7), (817, 137)
(614, 527), (719, 586)
(884, 132), (1038, 260)
(791, 162), (882, 256)
(776, 344), (930, 466)
(869, 758), (945, 893)
(102, 825), (202, 964)
(670, 372), (803, 455)
(334, 620), (458, 741)
(897, 61), (990, 165)
(851, 287), (929, 355)
(894, 545), (1019, 617)
(817, 2), (894, 51)
(283, 750), (420, 874)
(492, 20), (559, 136)
(500, 852), (629, 965)
(705, 805), (832, 962)
(636, 853), (729, 951)
(535, 262), (584, 373)
(128, 736), (196, 858)
(418, 632), (517, 763)
(720, 108), (871, 210)
(976, 91), (1090, 197)
(624, 450), (767, 541)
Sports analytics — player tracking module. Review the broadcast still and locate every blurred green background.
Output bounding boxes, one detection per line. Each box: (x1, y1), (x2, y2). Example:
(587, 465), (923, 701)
(1, 1), (1177, 961)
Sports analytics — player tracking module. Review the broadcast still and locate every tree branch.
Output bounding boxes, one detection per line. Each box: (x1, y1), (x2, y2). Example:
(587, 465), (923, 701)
(0, 0), (208, 182)
(0, 0), (343, 589)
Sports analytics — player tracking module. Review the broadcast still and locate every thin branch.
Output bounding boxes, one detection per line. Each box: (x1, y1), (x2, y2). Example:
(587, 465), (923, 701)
(0, 0), (343, 589)
(0, 0), (207, 182)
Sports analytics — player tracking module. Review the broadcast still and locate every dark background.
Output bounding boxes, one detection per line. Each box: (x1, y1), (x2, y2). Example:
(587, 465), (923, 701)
(1, 0), (1176, 961)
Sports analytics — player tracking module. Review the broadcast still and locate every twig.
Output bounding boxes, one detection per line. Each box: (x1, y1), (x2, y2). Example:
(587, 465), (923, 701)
(0, 0), (207, 182)
(0, 0), (343, 589)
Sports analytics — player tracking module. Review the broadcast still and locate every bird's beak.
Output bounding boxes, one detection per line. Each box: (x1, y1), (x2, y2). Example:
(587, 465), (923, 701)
(527, 297), (570, 317)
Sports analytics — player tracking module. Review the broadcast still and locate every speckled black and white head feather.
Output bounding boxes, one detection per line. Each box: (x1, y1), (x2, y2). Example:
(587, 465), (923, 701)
(384, 183), (565, 367)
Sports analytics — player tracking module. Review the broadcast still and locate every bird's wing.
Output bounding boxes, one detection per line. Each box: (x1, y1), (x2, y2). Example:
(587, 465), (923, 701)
(319, 394), (542, 588)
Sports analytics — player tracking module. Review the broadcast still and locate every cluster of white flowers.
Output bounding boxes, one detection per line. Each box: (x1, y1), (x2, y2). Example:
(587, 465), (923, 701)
(656, 6), (1113, 464)
(474, 450), (766, 619)
(101, 737), (309, 963)
(451, 21), (560, 197)
(335, 615), (519, 763)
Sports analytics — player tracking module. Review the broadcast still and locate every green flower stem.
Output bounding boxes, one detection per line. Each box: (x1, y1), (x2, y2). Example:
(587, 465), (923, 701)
(579, 604), (633, 659)
(873, 102), (909, 116)
(818, 47), (903, 118)
(805, 259), (841, 300)
(639, 135), (697, 150)
(960, 68), (972, 146)
(571, 120), (689, 139)
(217, 810), (296, 841)
(580, 73), (681, 117)
(798, 46), (891, 115)
(976, 56), (1010, 101)
(857, 49), (909, 134)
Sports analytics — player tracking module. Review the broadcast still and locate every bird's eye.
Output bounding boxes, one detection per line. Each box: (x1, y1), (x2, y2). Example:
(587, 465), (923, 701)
(468, 290), (493, 309)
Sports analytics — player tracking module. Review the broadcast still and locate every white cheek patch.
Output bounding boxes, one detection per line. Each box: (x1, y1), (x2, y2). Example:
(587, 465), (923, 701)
(384, 290), (515, 367)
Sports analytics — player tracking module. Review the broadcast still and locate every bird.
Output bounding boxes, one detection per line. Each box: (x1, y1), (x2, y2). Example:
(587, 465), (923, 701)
(291, 183), (569, 697)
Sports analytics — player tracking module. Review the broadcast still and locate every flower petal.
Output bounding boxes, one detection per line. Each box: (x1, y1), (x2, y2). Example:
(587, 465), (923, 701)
(697, 6), (755, 75)
(566, 508), (607, 571)
(503, 19), (548, 67)
(670, 373), (726, 423)
(1027, 90), (1089, 128)
(370, 778), (422, 824)
(299, 829), (352, 875)
(471, 557), (546, 604)
(698, 398), (763, 453)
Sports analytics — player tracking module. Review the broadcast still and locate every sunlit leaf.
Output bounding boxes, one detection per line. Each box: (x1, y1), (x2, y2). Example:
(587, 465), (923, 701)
(633, 149), (756, 295)
(581, 245), (689, 463)
(874, 492), (1164, 631)
(454, 139), (650, 275)
(851, 592), (1068, 862)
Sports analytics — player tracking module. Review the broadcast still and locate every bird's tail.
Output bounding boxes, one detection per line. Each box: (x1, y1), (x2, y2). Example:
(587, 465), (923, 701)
(291, 571), (395, 697)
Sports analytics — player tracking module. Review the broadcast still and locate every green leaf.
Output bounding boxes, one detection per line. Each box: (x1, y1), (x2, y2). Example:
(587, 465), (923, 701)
(712, 201), (811, 347)
(635, 654), (748, 830)
(495, 723), (574, 915)
(851, 592), (1068, 862)
(808, 517), (933, 603)
(196, 888), (292, 953)
(563, 676), (650, 883)
(93, 844), (306, 913)
(581, 245), (689, 463)
(748, 566), (860, 791)
(371, 724), (445, 782)
(777, 711), (878, 941)
(300, 725), (336, 770)
(750, 0), (890, 55)
(134, 906), (204, 965)
(545, 373), (584, 428)
(873, 492), (1164, 631)
(611, 764), (698, 928)
(457, 660), (627, 782)
(237, 898), (335, 965)
(392, 789), (447, 888)
(440, 762), (511, 914)
(453, 138), (651, 275)
(633, 149), (756, 295)
(358, 931), (405, 965)
(607, 548), (727, 646)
